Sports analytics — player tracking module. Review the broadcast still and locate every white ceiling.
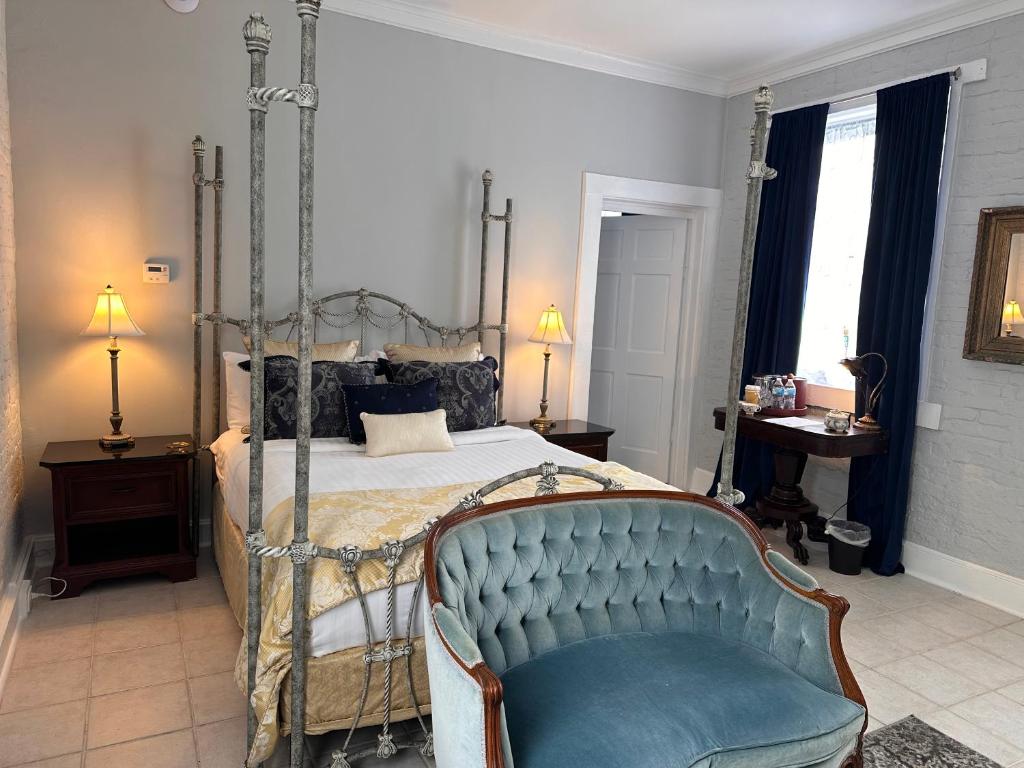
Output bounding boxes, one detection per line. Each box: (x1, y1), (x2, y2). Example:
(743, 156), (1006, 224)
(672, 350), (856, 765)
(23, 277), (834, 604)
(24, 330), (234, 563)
(323, 0), (1024, 95)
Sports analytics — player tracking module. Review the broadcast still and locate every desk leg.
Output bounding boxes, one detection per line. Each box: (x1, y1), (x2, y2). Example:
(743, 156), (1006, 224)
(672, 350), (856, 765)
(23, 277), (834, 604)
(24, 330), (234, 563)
(785, 521), (809, 566)
(757, 448), (818, 565)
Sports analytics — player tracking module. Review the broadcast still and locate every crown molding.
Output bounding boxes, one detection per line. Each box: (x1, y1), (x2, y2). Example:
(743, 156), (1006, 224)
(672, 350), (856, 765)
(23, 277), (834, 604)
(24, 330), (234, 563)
(321, 0), (1024, 100)
(725, 0), (1024, 96)
(320, 0), (730, 96)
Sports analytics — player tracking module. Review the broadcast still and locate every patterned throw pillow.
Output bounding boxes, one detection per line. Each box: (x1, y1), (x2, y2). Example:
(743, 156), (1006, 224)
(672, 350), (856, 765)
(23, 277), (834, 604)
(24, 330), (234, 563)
(340, 378), (440, 444)
(238, 356), (377, 439)
(383, 357), (499, 432)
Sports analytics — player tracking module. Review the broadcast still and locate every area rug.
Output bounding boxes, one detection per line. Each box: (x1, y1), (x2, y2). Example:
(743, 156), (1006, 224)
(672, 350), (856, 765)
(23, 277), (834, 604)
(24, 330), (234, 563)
(864, 716), (1001, 767)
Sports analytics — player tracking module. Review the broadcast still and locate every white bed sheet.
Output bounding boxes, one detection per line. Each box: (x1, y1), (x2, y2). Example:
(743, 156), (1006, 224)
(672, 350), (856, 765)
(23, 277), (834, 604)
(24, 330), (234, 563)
(210, 426), (590, 657)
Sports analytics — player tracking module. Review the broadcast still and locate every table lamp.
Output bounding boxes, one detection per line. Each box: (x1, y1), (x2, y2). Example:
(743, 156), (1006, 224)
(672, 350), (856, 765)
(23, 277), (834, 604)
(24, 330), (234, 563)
(82, 285), (145, 449)
(1003, 300), (1023, 337)
(838, 352), (887, 432)
(527, 304), (572, 432)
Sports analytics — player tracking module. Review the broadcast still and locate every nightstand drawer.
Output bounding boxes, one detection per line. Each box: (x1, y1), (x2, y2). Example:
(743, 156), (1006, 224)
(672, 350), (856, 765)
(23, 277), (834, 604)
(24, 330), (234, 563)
(565, 442), (608, 461)
(65, 466), (179, 520)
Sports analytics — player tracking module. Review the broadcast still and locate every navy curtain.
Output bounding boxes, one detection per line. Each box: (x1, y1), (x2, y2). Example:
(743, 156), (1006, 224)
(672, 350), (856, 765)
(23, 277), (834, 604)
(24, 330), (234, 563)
(710, 103), (829, 501)
(848, 74), (950, 575)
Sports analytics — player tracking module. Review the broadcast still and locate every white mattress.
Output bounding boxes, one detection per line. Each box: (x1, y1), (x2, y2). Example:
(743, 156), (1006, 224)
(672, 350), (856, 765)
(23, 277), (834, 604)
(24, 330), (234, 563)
(210, 426), (590, 657)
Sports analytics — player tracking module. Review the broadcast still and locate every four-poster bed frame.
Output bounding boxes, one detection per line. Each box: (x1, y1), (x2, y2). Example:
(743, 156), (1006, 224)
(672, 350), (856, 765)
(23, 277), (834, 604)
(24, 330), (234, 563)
(190, 2), (775, 766)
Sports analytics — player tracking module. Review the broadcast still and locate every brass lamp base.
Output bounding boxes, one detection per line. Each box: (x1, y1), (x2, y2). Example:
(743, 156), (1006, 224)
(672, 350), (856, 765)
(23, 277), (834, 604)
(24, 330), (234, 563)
(99, 432), (135, 450)
(852, 413), (881, 431)
(529, 415), (555, 433)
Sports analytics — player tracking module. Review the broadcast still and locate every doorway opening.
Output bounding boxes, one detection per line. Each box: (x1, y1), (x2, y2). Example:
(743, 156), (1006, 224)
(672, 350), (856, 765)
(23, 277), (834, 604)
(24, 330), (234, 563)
(570, 174), (721, 488)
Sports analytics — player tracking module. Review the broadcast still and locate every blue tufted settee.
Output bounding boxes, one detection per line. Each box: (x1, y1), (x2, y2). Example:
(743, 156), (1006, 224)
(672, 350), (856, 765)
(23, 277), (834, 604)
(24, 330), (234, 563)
(424, 490), (866, 768)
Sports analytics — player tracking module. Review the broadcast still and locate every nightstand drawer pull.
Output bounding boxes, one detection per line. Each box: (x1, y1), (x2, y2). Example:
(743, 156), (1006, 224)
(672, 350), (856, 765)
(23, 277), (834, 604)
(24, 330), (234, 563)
(111, 486), (137, 494)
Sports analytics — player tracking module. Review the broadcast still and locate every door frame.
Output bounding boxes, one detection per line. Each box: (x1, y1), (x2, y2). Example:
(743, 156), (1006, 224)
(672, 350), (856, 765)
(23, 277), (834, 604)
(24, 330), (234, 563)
(568, 173), (722, 488)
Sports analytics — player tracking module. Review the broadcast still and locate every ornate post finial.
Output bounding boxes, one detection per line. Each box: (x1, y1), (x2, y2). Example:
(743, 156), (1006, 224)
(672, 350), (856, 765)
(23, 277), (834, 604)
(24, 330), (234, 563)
(243, 12), (272, 54)
(192, 135), (206, 155)
(482, 169), (493, 186)
(295, 0), (321, 18)
(753, 83), (774, 113)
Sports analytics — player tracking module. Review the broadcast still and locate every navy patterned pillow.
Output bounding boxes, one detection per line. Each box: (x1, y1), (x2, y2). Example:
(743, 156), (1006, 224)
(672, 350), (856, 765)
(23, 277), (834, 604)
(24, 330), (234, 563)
(238, 356), (377, 439)
(340, 378), (440, 444)
(383, 357), (499, 432)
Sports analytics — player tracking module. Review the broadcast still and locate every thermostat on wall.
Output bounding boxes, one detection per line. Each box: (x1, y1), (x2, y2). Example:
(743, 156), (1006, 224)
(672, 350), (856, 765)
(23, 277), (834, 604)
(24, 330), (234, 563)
(144, 263), (170, 284)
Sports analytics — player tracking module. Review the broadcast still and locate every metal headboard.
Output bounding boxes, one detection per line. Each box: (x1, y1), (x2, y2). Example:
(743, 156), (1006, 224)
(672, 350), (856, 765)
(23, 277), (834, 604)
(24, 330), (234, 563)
(191, 166), (512, 451)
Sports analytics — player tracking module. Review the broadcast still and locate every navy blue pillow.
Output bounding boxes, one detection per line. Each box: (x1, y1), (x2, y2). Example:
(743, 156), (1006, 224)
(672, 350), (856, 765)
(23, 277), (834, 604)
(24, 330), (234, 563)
(237, 356), (377, 439)
(340, 378), (440, 444)
(382, 357), (499, 432)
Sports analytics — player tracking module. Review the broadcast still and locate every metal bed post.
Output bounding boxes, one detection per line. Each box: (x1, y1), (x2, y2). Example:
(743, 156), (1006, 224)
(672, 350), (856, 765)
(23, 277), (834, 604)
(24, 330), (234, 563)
(242, 12), (271, 765)
(191, 137), (225, 557)
(191, 137), (205, 555)
(497, 195), (512, 425)
(477, 170), (512, 425)
(211, 146), (224, 447)
(290, 3), (321, 768)
(716, 84), (776, 507)
(478, 170), (492, 333)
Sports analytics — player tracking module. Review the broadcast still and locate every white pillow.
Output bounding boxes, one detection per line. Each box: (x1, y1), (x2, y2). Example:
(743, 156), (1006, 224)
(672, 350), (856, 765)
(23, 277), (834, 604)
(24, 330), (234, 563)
(383, 341), (481, 363)
(241, 337), (360, 362)
(361, 409), (454, 458)
(223, 351), (251, 431)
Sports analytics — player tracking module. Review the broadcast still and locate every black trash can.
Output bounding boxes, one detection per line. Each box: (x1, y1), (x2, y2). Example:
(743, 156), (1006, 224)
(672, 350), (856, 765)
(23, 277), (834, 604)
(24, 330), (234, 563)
(826, 520), (871, 576)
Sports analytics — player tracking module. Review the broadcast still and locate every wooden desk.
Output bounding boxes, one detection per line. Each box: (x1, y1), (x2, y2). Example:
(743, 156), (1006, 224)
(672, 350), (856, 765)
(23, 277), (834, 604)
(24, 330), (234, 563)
(712, 407), (888, 564)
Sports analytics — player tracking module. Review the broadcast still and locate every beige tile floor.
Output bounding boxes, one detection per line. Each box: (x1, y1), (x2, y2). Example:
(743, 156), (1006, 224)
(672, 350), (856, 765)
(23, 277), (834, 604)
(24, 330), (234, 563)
(3, 538), (1024, 767)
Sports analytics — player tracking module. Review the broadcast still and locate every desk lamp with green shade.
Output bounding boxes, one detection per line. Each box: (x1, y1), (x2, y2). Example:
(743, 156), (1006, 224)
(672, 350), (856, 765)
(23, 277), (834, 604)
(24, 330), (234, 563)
(81, 285), (145, 449)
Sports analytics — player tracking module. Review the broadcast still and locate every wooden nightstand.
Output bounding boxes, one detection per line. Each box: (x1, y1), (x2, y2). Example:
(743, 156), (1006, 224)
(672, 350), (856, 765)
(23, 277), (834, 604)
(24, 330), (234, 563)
(40, 434), (197, 598)
(510, 419), (615, 461)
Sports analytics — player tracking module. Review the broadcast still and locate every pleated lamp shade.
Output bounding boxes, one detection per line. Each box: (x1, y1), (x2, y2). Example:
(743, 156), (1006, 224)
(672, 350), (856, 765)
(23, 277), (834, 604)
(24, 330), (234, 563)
(528, 304), (572, 345)
(81, 285), (145, 338)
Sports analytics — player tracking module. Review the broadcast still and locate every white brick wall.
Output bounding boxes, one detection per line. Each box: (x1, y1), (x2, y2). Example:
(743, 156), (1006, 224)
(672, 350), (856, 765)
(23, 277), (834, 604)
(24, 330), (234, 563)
(695, 14), (1024, 578)
(0, 0), (24, 588)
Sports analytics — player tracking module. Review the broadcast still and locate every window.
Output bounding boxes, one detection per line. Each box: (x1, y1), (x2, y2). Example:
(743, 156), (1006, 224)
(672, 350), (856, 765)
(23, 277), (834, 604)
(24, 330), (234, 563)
(796, 100), (877, 409)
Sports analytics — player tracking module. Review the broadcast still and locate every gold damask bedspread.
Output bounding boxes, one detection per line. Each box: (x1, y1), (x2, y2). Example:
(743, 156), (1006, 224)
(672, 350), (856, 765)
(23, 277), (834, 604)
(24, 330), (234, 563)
(214, 496), (431, 741)
(236, 462), (670, 765)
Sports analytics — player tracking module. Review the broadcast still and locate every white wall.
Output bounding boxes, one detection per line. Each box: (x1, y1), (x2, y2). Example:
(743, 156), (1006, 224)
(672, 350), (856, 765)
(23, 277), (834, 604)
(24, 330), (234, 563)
(6, 0), (724, 537)
(0, 0), (23, 590)
(696, 15), (1024, 578)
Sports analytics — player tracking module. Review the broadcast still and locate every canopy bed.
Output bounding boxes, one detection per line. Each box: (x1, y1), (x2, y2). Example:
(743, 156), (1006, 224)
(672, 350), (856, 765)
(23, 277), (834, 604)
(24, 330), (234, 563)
(188, 3), (864, 767)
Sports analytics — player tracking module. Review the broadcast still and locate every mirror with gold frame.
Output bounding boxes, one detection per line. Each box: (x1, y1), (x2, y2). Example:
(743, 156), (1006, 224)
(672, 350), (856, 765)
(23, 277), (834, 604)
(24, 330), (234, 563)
(964, 206), (1024, 364)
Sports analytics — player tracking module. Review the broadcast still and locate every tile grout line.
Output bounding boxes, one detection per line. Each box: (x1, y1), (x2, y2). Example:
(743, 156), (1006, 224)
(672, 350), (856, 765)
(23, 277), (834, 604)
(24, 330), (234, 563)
(80, 595), (100, 768)
(174, 586), (204, 768)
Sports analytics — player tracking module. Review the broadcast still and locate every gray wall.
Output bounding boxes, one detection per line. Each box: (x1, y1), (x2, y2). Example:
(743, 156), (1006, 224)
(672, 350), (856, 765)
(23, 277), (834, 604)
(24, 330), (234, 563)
(7, 0), (724, 536)
(695, 15), (1024, 578)
(0, 0), (23, 591)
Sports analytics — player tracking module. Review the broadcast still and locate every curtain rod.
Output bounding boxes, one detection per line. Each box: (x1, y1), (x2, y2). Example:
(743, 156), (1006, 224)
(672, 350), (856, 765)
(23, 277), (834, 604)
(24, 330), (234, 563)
(772, 58), (987, 115)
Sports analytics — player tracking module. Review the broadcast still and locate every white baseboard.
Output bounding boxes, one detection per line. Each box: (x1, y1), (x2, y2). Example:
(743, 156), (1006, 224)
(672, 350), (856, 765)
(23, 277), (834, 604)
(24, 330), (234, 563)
(0, 535), (45, 698)
(688, 467), (715, 494)
(902, 540), (1024, 619)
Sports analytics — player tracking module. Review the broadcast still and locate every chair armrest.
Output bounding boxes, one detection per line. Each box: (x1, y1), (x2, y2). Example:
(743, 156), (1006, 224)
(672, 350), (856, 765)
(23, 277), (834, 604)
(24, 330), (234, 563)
(766, 549), (818, 591)
(759, 546), (865, 719)
(425, 603), (511, 768)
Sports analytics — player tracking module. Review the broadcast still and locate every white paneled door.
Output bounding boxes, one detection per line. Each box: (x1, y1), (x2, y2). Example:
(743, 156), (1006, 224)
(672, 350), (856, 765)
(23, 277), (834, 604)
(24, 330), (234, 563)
(588, 214), (689, 481)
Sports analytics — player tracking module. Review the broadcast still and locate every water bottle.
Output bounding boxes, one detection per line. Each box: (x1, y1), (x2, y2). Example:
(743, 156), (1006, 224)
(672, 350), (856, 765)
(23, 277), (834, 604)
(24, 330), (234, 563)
(771, 377), (786, 409)
(783, 377), (796, 410)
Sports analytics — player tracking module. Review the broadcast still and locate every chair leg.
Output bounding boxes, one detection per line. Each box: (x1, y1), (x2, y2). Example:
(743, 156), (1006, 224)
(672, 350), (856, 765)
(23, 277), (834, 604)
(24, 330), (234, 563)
(840, 744), (864, 768)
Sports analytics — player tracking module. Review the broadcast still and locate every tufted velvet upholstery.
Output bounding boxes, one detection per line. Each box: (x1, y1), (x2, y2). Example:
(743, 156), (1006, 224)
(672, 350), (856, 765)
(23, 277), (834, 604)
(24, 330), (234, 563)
(434, 497), (843, 695)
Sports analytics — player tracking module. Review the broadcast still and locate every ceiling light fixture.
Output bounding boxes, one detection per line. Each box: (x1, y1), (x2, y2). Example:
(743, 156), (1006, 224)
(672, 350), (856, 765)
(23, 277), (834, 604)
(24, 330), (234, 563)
(164, 0), (199, 13)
